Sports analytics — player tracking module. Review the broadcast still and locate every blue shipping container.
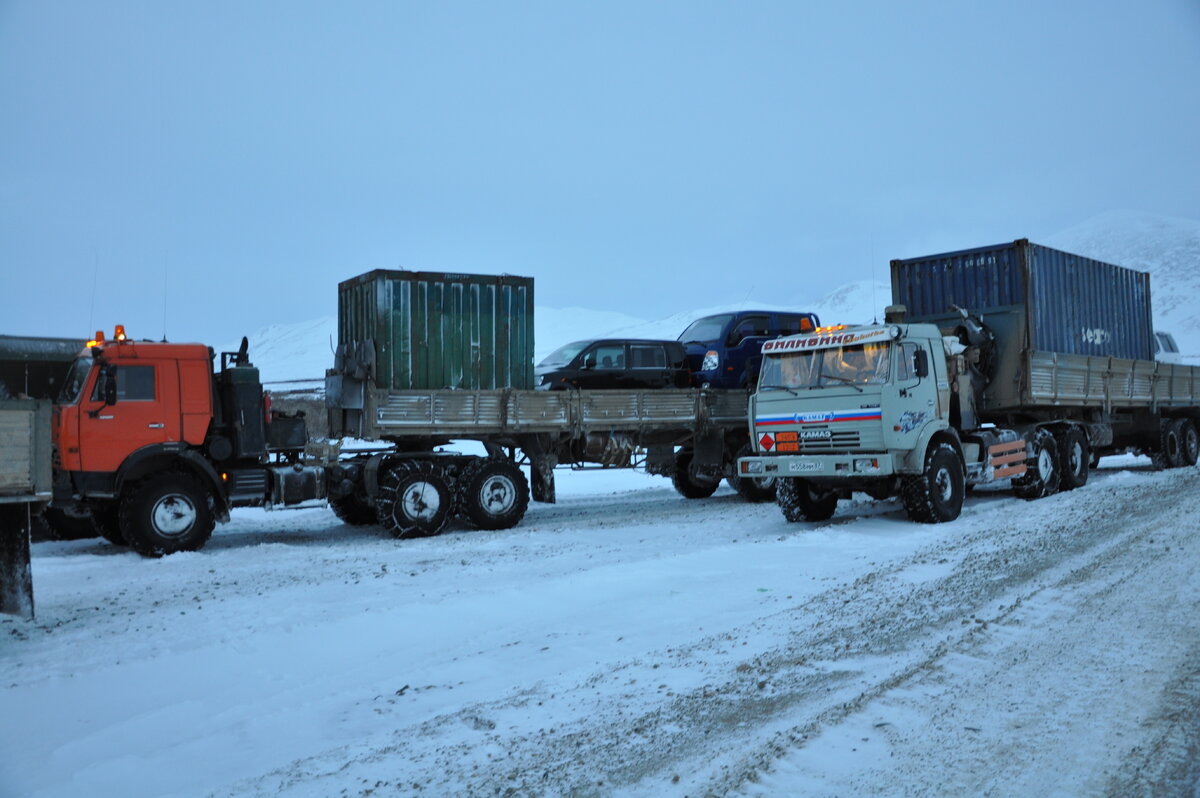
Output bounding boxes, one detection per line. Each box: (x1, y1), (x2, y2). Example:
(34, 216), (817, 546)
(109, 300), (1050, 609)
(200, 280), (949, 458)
(890, 239), (1154, 362)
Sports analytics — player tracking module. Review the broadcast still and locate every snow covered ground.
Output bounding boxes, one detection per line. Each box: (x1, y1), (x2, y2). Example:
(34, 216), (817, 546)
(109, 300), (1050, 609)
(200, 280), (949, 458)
(4, 455), (1199, 797)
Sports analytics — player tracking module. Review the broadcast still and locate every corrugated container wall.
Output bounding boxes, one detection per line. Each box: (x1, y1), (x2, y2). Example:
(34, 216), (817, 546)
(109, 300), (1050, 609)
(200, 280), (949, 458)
(338, 270), (535, 391)
(890, 239), (1154, 362)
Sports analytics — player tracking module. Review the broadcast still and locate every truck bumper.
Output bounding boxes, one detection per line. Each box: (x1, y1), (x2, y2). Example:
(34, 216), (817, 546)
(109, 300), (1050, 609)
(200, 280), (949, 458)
(737, 452), (896, 479)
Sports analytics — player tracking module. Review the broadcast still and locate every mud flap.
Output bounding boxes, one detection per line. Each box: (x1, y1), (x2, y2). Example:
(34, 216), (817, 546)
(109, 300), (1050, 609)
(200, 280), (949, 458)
(530, 458), (557, 504)
(0, 503), (35, 619)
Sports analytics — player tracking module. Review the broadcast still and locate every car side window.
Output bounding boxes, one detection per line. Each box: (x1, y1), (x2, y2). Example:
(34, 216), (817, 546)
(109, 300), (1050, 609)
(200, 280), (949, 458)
(779, 315), (816, 336)
(91, 364), (156, 401)
(728, 316), (771, 346)
(586, 344), (625, 370)
(631, 345), (667, 369)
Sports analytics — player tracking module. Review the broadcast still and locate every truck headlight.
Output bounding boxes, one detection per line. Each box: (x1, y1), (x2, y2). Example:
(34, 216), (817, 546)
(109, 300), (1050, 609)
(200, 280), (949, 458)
(854, 458), (880, 472)
(741, 460), (763, 474)
(702, 350), (719, 371)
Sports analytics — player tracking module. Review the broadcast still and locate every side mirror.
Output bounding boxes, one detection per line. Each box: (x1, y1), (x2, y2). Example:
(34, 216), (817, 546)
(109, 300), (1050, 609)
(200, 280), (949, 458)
(913, 349), (929, 378)
(582, 354), (596, 370)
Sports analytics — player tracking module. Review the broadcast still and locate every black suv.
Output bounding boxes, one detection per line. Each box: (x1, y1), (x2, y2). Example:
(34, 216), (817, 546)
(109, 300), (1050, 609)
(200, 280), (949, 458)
(535, 339), (692, 390)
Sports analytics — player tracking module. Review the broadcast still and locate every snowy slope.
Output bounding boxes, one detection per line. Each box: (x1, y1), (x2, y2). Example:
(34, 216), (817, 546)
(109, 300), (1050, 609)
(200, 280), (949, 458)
(1045, 211), (1200, 360)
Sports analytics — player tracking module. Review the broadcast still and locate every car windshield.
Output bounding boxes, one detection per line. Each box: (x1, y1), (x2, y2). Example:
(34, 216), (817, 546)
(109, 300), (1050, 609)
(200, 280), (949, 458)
(678, 314), (733, 344)
(538, 340), (592, 368)
(59, 355), (94, 404)
(759, 342), (892, 389)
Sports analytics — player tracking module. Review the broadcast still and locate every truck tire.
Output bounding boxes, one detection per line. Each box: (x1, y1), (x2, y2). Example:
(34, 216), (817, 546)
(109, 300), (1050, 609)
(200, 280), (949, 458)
(91, 502), (126, 545)
(40, 506), (100, 541)
(1179, 419), (1200, 467)
(671, 450), (720, 499)
(1157, 419), (1185, 469)
(726, 444), (777, 503)
(1056, 426), (1089, 491)
(776, 477), (838, 522)
(119, 473), (215, 557)
(330, 492), (378, 526)
(458, 458), (529, 530)
(901, 441), (965, 523)
(376, 462), (452, 538)
(1013, 428), (1061, 500)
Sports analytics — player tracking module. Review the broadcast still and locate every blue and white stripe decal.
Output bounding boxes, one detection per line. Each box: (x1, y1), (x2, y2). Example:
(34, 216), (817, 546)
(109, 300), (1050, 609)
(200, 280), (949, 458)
(755, 408), (882, 427)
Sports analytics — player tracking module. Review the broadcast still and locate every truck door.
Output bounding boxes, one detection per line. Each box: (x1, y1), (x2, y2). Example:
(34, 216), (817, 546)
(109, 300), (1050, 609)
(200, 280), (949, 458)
(726, 315), (771, 388)
(78, 360), (181, 473)
(882, 341), (939, 450)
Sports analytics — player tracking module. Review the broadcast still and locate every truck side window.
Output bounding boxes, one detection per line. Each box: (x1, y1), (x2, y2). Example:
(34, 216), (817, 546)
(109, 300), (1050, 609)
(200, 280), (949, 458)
(630, 345), (667, 369)
(729, 316), (770, 346)
(896, 343), (920, 382)
(92, 365), (156, 401)
(779, 315), (816, 336)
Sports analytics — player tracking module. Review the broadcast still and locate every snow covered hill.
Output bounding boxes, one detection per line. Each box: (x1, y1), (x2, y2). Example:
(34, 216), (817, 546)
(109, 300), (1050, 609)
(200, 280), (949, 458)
(226, 212), (1199, 384)
(1045, 211), (1200, 360)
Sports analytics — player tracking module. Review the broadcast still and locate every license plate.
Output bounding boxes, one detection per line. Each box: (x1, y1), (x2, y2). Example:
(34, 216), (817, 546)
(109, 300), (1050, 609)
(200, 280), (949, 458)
(788, 460), (821, 473)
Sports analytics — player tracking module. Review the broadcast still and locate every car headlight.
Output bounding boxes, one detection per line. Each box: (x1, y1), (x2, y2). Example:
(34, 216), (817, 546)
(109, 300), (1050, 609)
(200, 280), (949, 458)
(701, 350), (719, 371)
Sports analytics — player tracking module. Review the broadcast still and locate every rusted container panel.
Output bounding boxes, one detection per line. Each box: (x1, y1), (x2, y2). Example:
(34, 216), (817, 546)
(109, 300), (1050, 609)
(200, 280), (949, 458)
(338, 270), (535, 391)
(891, 239), (1154, 362)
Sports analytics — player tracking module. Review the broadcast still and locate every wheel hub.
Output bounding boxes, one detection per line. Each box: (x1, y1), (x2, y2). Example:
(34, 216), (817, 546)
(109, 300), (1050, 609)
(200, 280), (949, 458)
(151, 493), (197, 538)
(934, 467), (953, 503)
(401, 481), (442, 522)
(480, 475), (516, 514)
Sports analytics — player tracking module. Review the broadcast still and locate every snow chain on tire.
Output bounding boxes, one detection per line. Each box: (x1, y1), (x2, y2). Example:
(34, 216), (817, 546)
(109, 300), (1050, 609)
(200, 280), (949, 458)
(457, 458), (530, 530)
(901, 441), (965, 523)
(375, 461), (453, 539)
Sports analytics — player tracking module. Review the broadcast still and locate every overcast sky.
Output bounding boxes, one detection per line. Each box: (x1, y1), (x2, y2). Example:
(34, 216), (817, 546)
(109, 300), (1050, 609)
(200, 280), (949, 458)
(2, 0), (1199, 345)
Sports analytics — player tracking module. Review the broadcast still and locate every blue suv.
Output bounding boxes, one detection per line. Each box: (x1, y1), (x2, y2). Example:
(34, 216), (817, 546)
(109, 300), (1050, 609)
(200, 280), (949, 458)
(678, 310), (819, 389)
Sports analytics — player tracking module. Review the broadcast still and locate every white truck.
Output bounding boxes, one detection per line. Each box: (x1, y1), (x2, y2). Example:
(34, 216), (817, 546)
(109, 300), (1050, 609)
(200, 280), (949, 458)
(737, 240), (1200, 524)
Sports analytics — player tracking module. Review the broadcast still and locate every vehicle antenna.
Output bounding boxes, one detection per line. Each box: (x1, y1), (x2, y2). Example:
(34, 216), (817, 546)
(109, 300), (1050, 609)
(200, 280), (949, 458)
(162, 252), (169, 342)
(870, 236), (878, 324)
(89, 252), (99, 333)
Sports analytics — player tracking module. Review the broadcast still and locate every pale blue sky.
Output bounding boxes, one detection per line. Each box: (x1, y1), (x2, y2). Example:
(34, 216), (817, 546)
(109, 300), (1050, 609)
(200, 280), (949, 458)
(3, 0), (1199, 345)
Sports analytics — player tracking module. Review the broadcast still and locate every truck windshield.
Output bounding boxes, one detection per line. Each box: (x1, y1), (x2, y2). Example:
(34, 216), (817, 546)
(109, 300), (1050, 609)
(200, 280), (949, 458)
(59, 355), (94, 404)
(679, 314), (733, 344)
(760, 342), (892, 390)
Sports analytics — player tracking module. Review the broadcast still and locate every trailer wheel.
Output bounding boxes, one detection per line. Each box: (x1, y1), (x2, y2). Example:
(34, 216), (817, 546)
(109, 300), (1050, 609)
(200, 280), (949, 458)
(1179, 419), (1199, 467)
(776, 477), (838, 522)
(901, 441), (965, 523)
(1156, 419), (1185, 469)
(458, 458), (530, 530)
(671, 450), (720, 499)
(91, 503), (126, 546)
(376, 462), (452, 538)
(726, 444), (777, 502)
(1013, 428), (1061, 500)
(120, 473), (215, 557)
(1056, 426), (1089, 491)
(330, 492), (378, 526)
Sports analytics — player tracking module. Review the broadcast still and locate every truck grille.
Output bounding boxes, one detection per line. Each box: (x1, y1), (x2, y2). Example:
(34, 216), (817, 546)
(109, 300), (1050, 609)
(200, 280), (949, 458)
(797, 428), (861, 452)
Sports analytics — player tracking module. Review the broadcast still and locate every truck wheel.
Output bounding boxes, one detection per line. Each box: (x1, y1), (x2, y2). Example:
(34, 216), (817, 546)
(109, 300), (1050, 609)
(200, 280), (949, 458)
(901, 442), (965, 523)
(376, 462), (452, 538)
(1056, 426), (1089, 491)
(458, 458), (530, 530)
(120, 473), (215, 557)
(330, 492), (377, 525)
(1013, 428), (1061, 500)
(40, 506), (100, 541)
(726, 444), (777, 502)
(776, 477), (838, 522)
(1179, 419), (1200, 467)
(1158, 419), (1185, 469)
(91, 503), (126, 545)
(671, 450), (720, 499)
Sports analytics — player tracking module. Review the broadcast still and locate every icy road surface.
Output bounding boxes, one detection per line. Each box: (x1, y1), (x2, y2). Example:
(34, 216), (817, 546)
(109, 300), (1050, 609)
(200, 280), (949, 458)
(3, 457), (1198, 797)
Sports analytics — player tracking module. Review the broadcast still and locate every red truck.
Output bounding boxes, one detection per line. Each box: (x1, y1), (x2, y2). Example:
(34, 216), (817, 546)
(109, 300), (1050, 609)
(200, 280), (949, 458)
(51, 327), (333, 556)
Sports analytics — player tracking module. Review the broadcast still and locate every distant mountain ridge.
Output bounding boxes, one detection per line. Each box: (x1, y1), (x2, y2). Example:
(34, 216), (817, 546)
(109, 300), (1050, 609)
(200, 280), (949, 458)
(230, 211), (1200, 382)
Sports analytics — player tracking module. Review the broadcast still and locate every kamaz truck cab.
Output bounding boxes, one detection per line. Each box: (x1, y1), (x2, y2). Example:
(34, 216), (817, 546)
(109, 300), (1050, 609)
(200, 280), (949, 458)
(736, 317), (1029, 524)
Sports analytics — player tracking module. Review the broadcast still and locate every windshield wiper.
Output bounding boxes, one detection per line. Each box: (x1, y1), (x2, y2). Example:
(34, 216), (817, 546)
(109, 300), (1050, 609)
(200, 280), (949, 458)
(821, 375), (864, 393)
(758, 384), (800, 396)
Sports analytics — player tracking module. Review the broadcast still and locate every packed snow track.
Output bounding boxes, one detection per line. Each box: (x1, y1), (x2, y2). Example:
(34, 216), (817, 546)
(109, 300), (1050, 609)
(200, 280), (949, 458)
(2, 458), (1198, 797)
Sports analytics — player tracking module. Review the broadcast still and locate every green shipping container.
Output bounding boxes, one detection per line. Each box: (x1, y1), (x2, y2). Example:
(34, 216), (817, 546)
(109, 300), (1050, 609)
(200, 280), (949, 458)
(337, 270), (535, 391)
